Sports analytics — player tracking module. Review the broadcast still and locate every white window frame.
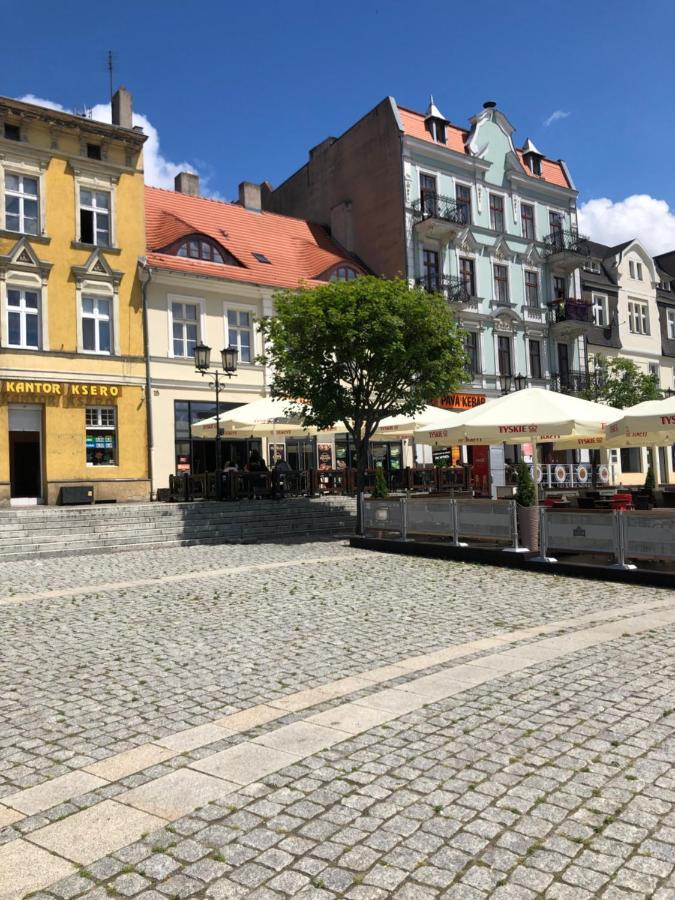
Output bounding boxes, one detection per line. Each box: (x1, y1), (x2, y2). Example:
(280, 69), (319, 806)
(667, 308), (675, 340)
(495, 332), (514, 376)
(169, 299), (201, 358)
(454, 247), (479, 297)
(0, 156), (47, 237)
(592, 293), (609, 328)
(73, 173), (117, 248)
(628, 299), (649, 335)
(166, 294), (206, 360)
(493, 262), (510, 305)
(81, 294), (113, 355)
(5, 285), (41, 349)
(547, 207), (566, 234)
(636, 261), (643, 280)
(223, 302), (257, 365)
(85, 405), (117, 467)
(463, 329), (480, 379)
(78, 186), (112, 247)
(4, 171), (40, 235)
(1, 271), (49, 351)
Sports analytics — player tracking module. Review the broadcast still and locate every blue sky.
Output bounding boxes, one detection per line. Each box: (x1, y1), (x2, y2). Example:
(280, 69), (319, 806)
(3, 0), (675, 251)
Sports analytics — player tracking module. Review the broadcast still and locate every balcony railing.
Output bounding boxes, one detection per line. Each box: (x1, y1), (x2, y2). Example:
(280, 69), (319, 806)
(543, 229), (590, 257)
(411, 193), (469, 227)
(416, 274), (474, 304)
(547, 298), (592, 324)
(551, 370), (595, 395)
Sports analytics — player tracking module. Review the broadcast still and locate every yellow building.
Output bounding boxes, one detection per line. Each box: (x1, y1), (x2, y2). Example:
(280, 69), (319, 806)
(0, 91), (150, 505)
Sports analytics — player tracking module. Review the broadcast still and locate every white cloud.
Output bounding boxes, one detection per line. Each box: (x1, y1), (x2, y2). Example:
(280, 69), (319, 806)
(543, 109), (570, 127)
(18, 94), (209, 193)
(578, 194), (675, 255)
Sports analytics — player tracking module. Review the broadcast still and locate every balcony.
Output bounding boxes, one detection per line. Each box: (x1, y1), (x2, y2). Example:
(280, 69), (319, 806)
(542, 229), (590, 273)
(416, 274), (478, 308)
(551, 370), (595, 395)
(411, 193), (468, 242)
(547, 297), (592, 337)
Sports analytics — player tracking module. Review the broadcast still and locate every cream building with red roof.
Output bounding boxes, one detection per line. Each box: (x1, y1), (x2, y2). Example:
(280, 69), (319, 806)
(264, 96), (595, 492)
(141, 175), (366, 493)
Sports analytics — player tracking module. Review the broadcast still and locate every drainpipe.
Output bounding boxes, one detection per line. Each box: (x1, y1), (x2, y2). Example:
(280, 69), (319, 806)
(138, 259), (154, 498)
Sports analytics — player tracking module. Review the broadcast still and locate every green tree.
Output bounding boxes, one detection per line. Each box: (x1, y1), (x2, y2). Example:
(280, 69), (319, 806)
(371, 465), (389, 499)
(257, 277), (467, 531)
(515, 460), (536, 508)
(584, 356), (663, 409)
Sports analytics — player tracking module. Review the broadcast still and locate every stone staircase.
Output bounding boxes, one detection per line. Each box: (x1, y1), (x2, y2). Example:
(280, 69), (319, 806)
(0, 497), (357, 562)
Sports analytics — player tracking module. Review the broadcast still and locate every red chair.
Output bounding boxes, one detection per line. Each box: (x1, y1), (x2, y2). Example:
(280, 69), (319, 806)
(610, 493), (633, 511)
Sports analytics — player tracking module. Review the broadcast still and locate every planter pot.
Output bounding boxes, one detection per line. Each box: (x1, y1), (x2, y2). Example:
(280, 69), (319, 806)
(517, 503), (540, 552)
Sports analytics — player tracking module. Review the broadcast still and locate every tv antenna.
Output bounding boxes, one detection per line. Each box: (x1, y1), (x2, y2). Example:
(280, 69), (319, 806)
(106, 50), (115, 104)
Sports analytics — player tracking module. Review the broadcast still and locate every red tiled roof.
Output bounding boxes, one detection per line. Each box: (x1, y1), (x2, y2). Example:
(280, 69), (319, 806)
(399, 106), (571, 189)
(144, 186), (365, 288)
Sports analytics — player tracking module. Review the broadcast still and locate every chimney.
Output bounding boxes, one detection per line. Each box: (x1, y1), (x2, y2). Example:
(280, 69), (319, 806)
(111, 87), (133, 128)
(238, 181), (261, 212)
(174, 172), (200, 196)
(330, 201), (354, 253)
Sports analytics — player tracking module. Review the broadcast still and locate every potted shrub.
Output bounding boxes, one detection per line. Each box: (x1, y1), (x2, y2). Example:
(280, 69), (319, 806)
(515, 460), (539, 551)
(370, 464), (389, 499)
(635, 464), (655, 510)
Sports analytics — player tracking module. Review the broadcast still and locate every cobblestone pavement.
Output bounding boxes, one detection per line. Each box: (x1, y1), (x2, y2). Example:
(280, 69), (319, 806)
(0, 539), (673, 898)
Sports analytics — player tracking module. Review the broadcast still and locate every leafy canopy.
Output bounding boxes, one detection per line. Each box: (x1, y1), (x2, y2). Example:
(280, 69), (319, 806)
(257, 277), (467, 440)
(584, 356), (663, 409)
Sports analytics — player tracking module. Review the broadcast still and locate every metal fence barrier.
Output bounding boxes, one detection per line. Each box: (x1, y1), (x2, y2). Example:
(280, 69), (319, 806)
(364, 497), (520, 550)
(622, 512), (675, 562)
(363, 499), (675, 569)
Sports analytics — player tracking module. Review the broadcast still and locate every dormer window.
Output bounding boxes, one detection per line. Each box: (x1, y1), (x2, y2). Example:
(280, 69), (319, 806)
(423, 97), (448, 145)
(164, 234), (239, 266)
(329, 265), (359, 282)
(426, 120), (446, 144)
(527, 155), (542, 176)
(583, 259), (601, 273)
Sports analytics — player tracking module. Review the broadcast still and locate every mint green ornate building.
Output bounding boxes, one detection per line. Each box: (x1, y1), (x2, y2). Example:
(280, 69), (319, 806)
(404, 98), (589, 397)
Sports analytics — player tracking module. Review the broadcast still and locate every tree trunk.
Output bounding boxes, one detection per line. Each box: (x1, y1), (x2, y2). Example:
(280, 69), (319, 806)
(354, 437), (369, 535)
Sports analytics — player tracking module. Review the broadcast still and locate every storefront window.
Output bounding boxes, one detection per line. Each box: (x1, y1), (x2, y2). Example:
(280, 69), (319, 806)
(86, 406), (116, 465)
(173, 400), (259, 474)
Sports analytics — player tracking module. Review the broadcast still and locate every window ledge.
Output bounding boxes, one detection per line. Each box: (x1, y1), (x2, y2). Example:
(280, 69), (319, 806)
(0, 229), (51, 244)
(71, 241), (121, 255)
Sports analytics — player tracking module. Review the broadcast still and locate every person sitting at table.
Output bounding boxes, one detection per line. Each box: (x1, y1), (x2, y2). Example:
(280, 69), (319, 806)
(246, 449), (268, 498)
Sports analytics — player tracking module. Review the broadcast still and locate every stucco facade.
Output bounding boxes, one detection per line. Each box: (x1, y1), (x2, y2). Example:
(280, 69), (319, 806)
(582, 239), (675, 485)
(0, 93), (150, 505)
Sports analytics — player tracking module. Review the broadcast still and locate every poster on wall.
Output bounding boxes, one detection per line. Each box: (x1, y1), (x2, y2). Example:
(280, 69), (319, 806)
(318, 443), (333, 471)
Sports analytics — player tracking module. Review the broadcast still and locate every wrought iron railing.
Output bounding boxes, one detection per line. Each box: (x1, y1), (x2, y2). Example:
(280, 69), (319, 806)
(551, 370), (595, 395)
(416, 274), (474, 304)
(411, 193), (469, 226)
(543, 229), (590, 257)
(547, 298), (592, 324)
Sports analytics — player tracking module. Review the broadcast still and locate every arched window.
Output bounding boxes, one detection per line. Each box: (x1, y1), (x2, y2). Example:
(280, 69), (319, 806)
(329, 265), (359, 282)
(162, 234), (239, 265)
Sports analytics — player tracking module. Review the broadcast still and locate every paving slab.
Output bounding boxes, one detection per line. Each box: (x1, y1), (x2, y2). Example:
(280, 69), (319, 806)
(83, 744), (175, 781)
(215, 704), (284, 732)
(305, 702), (396, 735)
(119, 768), (238, 820)
(353, 686), (426, 715)
(3, 770), (108, 816)
(253, 719), (353, 755)
(0, 805), (23, 828)
(28, 799), (165, 864)
(156, 722), (233, 753)
(0, 839), (76, 900)
(190, 742), (298, 785)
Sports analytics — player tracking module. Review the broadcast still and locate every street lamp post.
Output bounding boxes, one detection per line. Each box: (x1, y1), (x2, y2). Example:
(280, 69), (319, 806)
(194, 343), (238, 499)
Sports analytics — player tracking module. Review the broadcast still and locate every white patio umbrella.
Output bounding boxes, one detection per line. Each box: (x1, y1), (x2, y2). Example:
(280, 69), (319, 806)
(553, 396), (675, 450)
(373, 405), (462, 438)
(191, 397), (311, 440)
(604, 395), (675, 447)
(414, 388), (622, 502)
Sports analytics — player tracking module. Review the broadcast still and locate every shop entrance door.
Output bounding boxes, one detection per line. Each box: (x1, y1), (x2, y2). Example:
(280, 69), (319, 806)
(9, 406), (43, 503)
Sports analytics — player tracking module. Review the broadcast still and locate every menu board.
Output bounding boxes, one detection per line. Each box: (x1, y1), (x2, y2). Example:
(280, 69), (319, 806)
(318, 443), (333, 471)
